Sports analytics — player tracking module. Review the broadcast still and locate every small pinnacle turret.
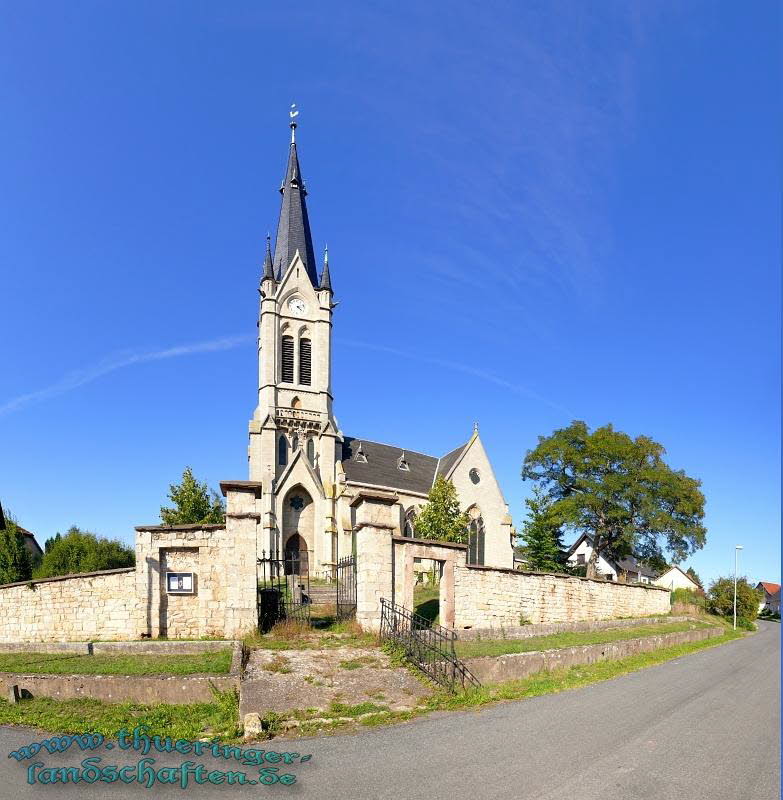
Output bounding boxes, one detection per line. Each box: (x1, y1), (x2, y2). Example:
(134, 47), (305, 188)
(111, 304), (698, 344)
(319, 244), (332, 291)
(262, 233), (275, 281)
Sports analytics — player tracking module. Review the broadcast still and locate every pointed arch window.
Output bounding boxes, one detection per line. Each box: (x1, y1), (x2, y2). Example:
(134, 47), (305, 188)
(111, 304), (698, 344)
(306, 437), (315, 466)
(278, 435), (288, 466)
(403, 508), (417, 538)
(281, 335), (294, 383)
(299, 338), (312, 385)
(467, 511), (485, 566)
(291, 434), (300, 452)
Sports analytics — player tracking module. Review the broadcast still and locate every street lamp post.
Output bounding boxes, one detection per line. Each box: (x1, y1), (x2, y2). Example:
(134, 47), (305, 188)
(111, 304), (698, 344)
(733, 545), (744, 630)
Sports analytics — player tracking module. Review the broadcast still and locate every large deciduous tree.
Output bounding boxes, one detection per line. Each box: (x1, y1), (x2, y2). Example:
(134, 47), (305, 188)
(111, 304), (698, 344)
(160, 467), (225, 526)
(34, 527), (135, 578)
(522, 421), (706, 579)
(414, 476), (469, 543)
(519, 486), (567, 572)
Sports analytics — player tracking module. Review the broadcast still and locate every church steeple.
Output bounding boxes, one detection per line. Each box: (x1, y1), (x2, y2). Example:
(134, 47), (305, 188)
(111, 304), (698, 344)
(273, 105), (318, 285)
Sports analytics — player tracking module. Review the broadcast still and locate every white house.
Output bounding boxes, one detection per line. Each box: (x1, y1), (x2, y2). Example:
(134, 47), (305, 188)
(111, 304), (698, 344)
(654, 565), (701, 592)
(566, 534), (657, 583)
(756, 582), (781, 614)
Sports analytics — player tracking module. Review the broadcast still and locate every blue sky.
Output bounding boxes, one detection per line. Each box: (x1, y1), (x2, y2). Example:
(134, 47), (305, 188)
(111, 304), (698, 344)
(0, 2), (778, 587)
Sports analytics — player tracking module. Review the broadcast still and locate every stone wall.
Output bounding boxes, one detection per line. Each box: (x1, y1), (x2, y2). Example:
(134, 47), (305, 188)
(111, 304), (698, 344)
(0, 484), (260, 643)
(0, 569), (140, 642)
(454, 564), (670, 629)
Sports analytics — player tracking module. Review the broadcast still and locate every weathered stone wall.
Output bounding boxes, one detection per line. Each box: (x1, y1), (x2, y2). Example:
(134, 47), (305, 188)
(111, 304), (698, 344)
(0, 569), (141, 642)
(454, 563), (670, 628)
(0, 485), (260, 643)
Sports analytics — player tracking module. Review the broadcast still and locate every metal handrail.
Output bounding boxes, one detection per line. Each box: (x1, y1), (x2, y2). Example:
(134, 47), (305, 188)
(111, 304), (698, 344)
(379, 598), (481, 692)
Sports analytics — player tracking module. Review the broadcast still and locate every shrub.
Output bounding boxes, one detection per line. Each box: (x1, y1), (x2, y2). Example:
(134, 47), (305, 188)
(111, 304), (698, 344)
(34, 527), (134, 579)
(707, 576), (761, 621)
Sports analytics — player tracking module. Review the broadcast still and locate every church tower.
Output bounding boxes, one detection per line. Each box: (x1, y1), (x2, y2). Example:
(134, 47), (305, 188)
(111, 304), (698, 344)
(248, 110), (340, 568)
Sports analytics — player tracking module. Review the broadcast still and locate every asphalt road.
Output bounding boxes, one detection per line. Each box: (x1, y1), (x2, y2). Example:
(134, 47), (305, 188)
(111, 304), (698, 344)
(0, 622), (779, 800)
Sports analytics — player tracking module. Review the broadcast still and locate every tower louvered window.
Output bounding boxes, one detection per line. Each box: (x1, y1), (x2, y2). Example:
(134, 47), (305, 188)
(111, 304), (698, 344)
(281, 336), (294, 383)
(299, 338), (312, 385)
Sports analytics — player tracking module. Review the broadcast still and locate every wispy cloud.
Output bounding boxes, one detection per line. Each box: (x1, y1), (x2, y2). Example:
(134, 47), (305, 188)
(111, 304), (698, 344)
(0, 335), (252, 417)
(337, 337), (573, 418)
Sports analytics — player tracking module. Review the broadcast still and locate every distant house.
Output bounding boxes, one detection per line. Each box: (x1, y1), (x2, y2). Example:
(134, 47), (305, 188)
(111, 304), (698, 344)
(654, 565), (701, 592)
(0, 501), (43, 560)
(565, 534), (658, 584)
(756, 582), (781, 614)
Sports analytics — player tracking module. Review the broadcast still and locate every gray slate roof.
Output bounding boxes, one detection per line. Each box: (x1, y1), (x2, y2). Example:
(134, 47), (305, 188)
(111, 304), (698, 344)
(341, 437), (469, 496)
(273, 140), (319, 285)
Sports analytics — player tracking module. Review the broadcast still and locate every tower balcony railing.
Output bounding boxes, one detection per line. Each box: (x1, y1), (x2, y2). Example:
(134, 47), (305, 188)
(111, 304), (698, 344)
(275, 406), (323, 422)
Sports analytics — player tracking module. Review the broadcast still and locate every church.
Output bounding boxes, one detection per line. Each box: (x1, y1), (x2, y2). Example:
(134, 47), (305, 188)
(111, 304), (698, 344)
(247, 115), (515, 578)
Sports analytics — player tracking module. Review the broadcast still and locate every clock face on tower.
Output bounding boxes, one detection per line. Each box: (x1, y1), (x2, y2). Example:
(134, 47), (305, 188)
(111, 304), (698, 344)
(287, 297), (307, 317)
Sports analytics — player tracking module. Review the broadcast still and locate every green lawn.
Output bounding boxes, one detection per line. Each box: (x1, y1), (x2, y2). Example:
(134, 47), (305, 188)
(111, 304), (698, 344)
(0, 649), (233, 676)
(454, 621), (714, 659)
(0, 688), (240, 741)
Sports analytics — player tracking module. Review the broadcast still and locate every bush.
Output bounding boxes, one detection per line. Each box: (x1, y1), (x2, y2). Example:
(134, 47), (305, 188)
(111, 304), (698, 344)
(34, 527), (135, 579)
(707, 576), (761, 621)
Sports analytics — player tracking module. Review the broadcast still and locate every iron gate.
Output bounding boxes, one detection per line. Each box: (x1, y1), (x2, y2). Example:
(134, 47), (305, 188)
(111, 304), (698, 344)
(257, 550), (311, 632)
(335, 554), (356, 620)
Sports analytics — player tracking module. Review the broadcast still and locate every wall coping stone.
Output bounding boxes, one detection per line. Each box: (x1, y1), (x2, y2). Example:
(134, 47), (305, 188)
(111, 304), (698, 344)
(464, 563), (670, 591)
(392, 536), (468, 550)
(350, 489), (399, 507)
(134, 523), (227, 532)
(354, 522), (396, 532)
(0, 567), (135, 590)
(220, 480), (264, 497)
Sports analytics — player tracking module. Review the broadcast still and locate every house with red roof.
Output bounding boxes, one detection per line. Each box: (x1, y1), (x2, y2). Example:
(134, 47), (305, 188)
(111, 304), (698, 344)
(755, 582), (781, 614)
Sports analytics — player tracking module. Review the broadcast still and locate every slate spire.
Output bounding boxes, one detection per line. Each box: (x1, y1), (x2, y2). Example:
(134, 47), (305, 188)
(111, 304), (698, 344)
(273, 106), (319, 285)
(319, 244), (332, 292)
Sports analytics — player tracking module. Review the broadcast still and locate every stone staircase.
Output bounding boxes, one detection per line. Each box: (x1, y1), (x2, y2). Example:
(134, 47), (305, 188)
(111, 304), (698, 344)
(307, 584), (337, 606)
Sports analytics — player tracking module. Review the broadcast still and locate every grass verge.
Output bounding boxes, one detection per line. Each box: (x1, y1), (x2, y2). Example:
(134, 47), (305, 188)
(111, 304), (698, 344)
(0, 650), (233, 676)
(265, 627), (746, 739)
(454, 621), (714, 659)
(0, 686), (241, 741)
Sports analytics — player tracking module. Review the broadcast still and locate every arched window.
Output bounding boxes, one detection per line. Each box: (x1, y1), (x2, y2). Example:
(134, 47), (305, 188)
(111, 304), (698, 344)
(403, 508), (417, 538)
(467, 510), (485, 566)
(281, 335), (294, 383)
(306, 437), (315, 465)
(278, 435), (288, 466)
(291, 434), (299, 452)
(299, 338), (311, 385)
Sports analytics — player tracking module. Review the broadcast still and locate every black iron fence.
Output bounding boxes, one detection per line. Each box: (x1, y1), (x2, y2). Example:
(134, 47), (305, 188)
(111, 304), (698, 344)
(336, 555), (356, 620)
(379, 597), (481, 692)
(257, 550), (311, 632)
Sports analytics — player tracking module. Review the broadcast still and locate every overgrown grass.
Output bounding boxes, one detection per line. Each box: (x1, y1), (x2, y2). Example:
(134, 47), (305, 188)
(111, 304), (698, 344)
(0, 650), (233, 676)
(0, 686), (241, 741)
(454, 621), (714, 659)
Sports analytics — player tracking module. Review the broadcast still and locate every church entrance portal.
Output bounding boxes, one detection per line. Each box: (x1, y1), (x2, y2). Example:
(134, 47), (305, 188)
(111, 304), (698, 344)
(284, 533), (309, 576)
